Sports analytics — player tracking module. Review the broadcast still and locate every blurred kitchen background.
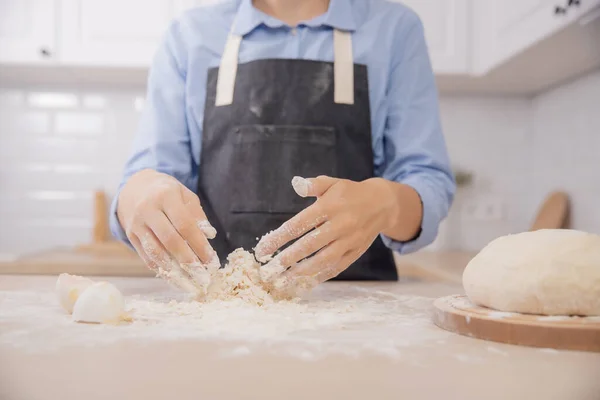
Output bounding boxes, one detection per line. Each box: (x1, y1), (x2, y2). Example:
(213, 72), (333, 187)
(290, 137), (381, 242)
(0, 0), (599, 266)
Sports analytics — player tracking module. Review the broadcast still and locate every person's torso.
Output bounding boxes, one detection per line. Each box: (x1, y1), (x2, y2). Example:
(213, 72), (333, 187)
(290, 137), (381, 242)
(175, 0), (420, 176)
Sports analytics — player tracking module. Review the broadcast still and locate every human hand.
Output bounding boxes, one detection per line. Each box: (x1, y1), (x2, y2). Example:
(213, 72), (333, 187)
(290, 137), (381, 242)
(254, 176), (400, 290)
(117, 169), (219, 295)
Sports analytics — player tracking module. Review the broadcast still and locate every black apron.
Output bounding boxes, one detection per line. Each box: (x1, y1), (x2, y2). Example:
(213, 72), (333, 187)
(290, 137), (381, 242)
(197, 28), (397, 281)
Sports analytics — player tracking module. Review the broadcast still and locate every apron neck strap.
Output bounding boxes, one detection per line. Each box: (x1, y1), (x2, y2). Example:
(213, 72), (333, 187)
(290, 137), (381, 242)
(215, 33), (242, 107)
(333, 29), (354, 105)
(215, 29), (355, 107)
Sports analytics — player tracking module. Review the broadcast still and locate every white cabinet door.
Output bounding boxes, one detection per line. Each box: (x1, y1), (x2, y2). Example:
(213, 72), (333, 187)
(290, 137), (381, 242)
(60, 0), (177, 67)
(398, 0), (469, 74)
(0, 0), (57, 63)
(472, 0), (597, 74)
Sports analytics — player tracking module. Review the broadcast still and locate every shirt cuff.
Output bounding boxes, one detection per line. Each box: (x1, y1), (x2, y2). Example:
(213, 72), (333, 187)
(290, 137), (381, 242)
(109, 185), (133, 249)
(380, 176), (442, 255)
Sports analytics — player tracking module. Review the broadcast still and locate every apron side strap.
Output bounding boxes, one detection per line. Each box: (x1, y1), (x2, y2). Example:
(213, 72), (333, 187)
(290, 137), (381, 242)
(215, 33), (242, 107)
(333, 29), (354, 105)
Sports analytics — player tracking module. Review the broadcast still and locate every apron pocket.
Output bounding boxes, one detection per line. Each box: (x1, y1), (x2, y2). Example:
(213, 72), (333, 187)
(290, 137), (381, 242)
(230, 125), (337, 214)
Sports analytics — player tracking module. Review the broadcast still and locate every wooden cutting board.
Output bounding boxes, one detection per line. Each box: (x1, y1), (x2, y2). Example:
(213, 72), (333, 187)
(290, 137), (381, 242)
(432, 295), (600, 352)
(530, 191), (570, 231)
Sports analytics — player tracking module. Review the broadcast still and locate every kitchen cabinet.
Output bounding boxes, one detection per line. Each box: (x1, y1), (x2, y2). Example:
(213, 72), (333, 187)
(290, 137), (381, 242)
(0, 0), (598, 94)
(60, 0), (177, 67)
(399, 0), (469, 74)
(473, 0), (600, 74)
(0, 0), (57, 64)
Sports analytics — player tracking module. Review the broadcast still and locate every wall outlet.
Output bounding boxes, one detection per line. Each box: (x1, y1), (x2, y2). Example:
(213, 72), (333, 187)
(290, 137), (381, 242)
(462, 198), (505, 221)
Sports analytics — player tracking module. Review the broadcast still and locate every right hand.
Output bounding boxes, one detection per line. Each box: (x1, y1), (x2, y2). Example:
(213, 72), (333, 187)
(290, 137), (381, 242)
(117, 169), (220, 294)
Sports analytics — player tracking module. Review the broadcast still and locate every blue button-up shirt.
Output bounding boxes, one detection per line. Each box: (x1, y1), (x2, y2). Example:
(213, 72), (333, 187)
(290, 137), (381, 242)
(110, 0), (456, 255)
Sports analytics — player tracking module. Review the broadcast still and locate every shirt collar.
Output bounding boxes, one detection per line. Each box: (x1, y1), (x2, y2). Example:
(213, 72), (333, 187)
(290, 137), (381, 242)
(232, 0), (357, 36)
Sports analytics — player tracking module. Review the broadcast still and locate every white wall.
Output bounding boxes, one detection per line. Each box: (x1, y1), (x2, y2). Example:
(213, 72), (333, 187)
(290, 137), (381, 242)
(530, 70), (600, 236)
(434, 69), (600, 252)
(0, 69), (598, 257)
(0, 88), (142, 258)
(435, 95), (535, 251)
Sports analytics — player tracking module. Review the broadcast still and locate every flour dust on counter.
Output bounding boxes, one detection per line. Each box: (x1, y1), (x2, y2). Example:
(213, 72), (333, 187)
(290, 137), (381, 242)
(0, 282), (452, 361)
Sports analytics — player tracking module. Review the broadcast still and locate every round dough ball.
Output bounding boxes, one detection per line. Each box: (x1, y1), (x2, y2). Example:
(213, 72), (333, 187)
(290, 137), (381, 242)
(56, 273), (94, 314)
(463, 229), (600, 316)
(72, 281), (126, 324)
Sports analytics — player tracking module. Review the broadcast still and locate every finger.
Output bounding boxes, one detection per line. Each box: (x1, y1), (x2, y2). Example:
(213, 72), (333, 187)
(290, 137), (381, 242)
(311, 242), (368, 284)
(291, 175), (338, 198)
(269, 243), (343, 295)
(168, 190), (218, 291)
(163, 189), (217, 265)
(260, 224), (337, 282)
(315, 250), (357, 284)
(137, 229), (199, 294)
(265, 222), (337, 275)
(197, 220), (217, 240)
(270, 273), (319, 300)
(181, 188), (217, 239)
(146, 211), (199, 266)
(129, 233), (157, 272)
(138, 227), (171, 269)
(283, 241), (343, 281)
(255, 204), (328, 261)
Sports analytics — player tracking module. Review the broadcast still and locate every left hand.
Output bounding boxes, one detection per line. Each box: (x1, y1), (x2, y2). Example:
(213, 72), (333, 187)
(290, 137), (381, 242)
(254, 175), (398, 289)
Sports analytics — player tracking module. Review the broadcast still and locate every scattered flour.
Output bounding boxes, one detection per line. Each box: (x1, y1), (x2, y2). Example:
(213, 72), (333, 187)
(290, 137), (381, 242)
(449, 295), (476, 310)
(453, 353), (484, 364)
(486, 311), (518, 319)
(536, 315), (572, 322)
(538, 348), (561, 354)
(486, 346), (509, 356)
(0, 285), (452, 360)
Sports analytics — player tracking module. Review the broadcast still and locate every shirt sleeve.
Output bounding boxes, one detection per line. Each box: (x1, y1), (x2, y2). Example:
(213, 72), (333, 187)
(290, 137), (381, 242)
(109, 20), (195, 245)
(379, 13), (456, 254)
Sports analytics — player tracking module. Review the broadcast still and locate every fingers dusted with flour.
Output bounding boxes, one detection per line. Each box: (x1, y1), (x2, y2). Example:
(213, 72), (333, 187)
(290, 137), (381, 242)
(255, 176), (336, 262)
(116, 169), (220, 293)
(259, 176), (422, 290)
(291, 175), (337, 198)
(163, 188), (217, 265)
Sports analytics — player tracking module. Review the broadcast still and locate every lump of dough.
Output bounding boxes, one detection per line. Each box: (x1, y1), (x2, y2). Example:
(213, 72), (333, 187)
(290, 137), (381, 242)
(72, 281), (126, 324)
(56, 273), (94, 313)
(463, 229), (600, 316)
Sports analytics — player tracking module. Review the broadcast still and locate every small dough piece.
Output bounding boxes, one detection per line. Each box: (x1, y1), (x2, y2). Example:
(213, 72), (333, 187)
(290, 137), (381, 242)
(72, 281), (126, 324)
(56, 273), (94, 314)
(463, 229), (600, 316)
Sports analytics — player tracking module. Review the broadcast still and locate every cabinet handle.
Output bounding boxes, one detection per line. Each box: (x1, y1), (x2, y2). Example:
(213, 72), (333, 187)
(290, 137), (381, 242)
(554, 5), (568, 14)
(39, 48), (52, 58)
(568, 0), (581, 6)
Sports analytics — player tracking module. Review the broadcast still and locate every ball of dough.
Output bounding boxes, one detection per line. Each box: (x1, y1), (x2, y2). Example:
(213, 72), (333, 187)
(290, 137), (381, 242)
(72, 281), (126, 324)
(56, 273), (94, 314)
(463, 229), (600, 316)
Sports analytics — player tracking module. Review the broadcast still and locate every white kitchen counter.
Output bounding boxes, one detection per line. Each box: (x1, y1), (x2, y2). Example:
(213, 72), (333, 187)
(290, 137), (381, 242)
(0, 275), (599, 400)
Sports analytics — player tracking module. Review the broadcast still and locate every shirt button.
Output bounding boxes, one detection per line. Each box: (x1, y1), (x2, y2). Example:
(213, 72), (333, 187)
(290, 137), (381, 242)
(290, 27), (297, 35)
